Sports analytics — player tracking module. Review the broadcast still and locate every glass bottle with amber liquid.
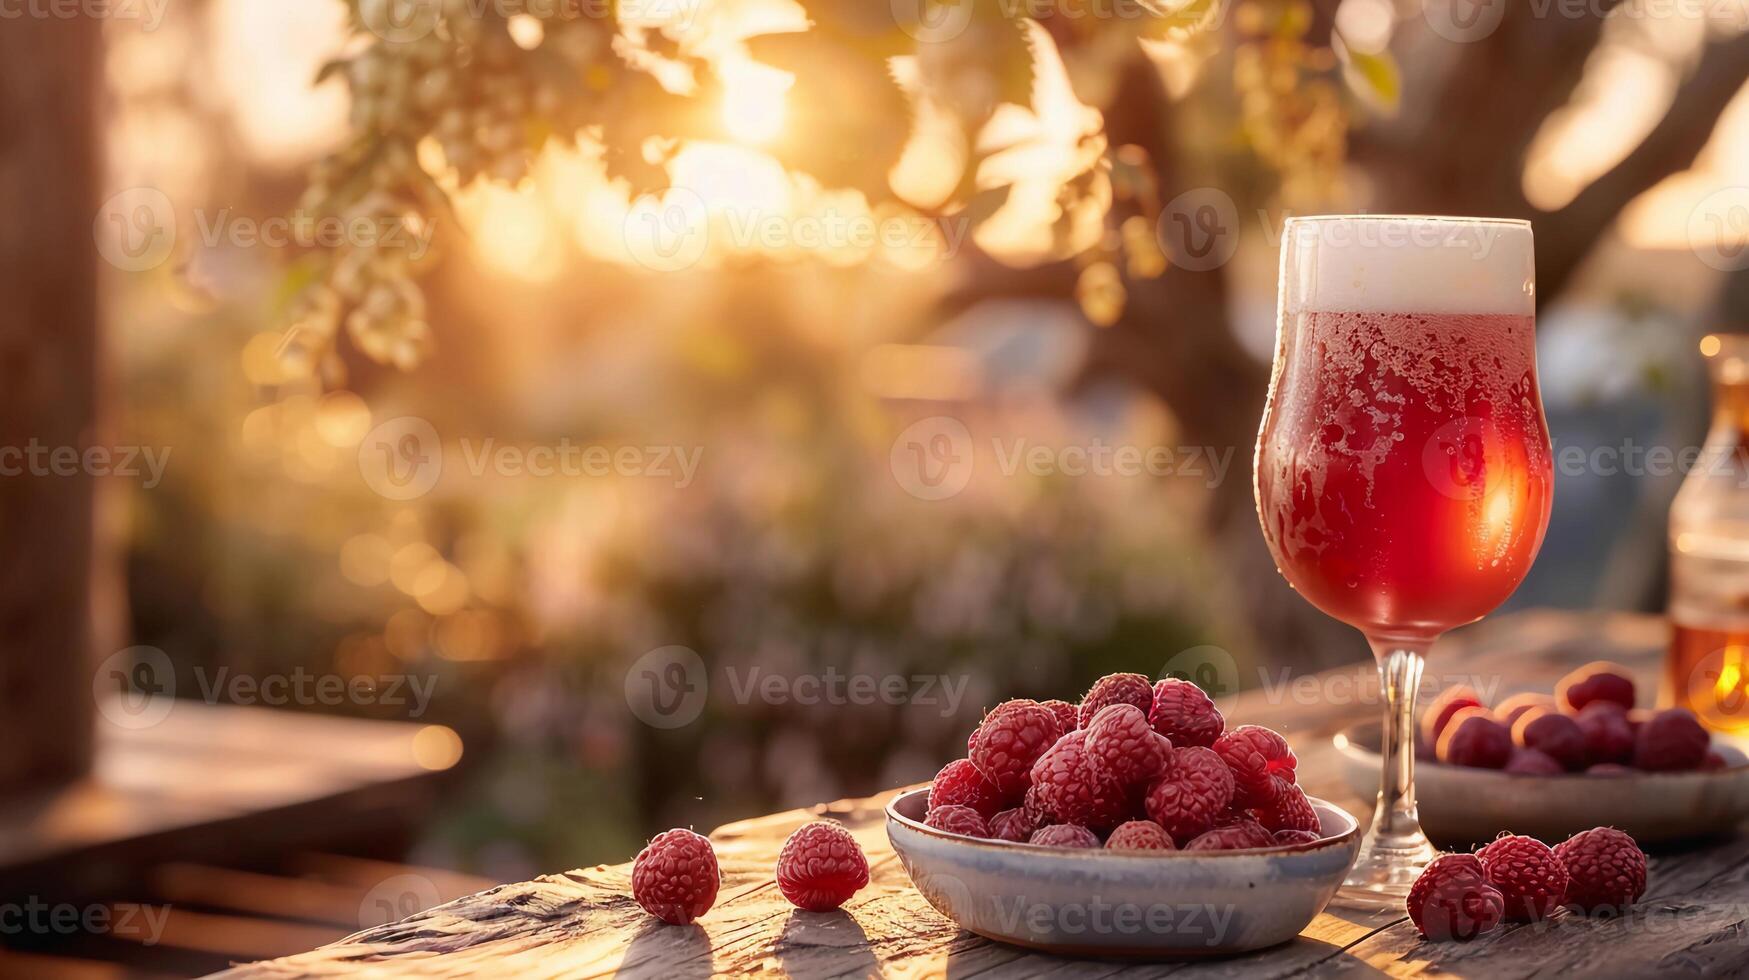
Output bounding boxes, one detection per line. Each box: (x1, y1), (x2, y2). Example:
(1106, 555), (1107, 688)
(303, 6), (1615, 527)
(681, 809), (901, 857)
(1668, 334), (1749, 734)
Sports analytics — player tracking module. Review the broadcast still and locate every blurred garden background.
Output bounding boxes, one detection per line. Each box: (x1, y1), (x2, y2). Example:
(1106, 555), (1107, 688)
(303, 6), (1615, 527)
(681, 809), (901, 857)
(3, 0), (1749, 972)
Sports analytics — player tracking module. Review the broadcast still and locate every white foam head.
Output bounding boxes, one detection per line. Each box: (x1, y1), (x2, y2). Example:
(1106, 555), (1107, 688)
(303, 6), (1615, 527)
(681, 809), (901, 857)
(1280, 215), (1534, 315)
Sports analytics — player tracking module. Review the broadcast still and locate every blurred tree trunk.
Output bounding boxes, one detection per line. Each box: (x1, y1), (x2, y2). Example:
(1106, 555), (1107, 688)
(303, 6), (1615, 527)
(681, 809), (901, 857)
(0, 15), (104, 791)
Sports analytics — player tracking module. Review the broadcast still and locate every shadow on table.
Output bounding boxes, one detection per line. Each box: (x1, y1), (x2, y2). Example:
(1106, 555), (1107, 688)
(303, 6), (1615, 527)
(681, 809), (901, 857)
(775, 908), (881, 980)
(941, 933), (1393, 977)
(618, 918), (715, 980)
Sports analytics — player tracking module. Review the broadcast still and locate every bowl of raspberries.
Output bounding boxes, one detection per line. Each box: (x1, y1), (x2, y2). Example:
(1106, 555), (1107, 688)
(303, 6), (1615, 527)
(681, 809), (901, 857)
(1335, 660), (1749, 844)
(886, 674), (1362, 957)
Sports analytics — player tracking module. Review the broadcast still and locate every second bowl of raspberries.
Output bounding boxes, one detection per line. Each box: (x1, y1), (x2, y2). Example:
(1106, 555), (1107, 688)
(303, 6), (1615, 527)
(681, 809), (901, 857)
(1336, 660), (1749, 845)
(885, 674), (1363, 957)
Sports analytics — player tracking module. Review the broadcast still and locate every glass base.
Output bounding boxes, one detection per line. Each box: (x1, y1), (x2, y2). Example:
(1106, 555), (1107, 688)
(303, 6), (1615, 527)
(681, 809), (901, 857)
(1333, 828), (1437, 908)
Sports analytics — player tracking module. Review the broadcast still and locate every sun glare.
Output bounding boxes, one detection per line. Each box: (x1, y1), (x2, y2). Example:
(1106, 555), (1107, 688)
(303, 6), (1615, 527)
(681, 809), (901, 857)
(719, 58), (791, 145)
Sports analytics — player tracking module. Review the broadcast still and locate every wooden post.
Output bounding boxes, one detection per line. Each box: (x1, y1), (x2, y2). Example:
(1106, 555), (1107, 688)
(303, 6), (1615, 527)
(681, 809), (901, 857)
(0, 12), (104, 791)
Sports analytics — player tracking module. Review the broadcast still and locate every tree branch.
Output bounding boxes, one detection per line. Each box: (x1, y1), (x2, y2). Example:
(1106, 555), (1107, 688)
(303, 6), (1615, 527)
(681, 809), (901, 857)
(1542, 29), (1749, 300)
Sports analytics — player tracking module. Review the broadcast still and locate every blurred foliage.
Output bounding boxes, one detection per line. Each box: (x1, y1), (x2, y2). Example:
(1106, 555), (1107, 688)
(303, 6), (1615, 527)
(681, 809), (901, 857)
(124, 251), (1235, 874)
(284, 0), (1385, 378)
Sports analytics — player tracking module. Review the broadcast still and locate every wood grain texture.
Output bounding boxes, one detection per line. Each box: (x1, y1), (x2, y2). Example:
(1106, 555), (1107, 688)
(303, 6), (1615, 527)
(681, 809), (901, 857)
(216, 611), (1749, 979)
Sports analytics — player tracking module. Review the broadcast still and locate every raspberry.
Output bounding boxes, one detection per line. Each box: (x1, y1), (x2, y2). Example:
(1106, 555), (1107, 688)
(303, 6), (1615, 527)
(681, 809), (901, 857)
(989, 806), (1043, 842)
(1557, 662), (1636, 714)
(1407, 854), (1504, 941)
(631, 828), (721, 925)
(1496, 692), (1556, 729)
(1422, 686), (1485, 745)
(1143, 745), (1235, 844)
(1213, 725), (1296, 806)
(1436, 708), (1512, 769)
(1211, 804), (1254, 827)
(776, 821), (870, 912)
(1273, 828), (1322, 846)
(1085, 704), (1171, 785)
(1703, 749), (1728, 771)
(1575, 702), (1635, 765)
(969, 700), (1062, 797)
(1028, 730), (1130, 830)
(1554, 827), (1647, 915)
(1148, 678), (1224, 748)
(1255, 783), (1320, 834)
(1477, 834), (1569, 922)
(1105, 819), (1176, 852)
(1028, 824), (1101, 849)
(1587, 763), (1633, 776)
(1511, 707), (1586, 771)
(924, 804), (990, 838)
(1042, 699), (1079, 738)
(1184, 819), (1273, 851)
(927, 759), (1003, 818)
(1632, 707), (1710, 772)
(1504, 748), (1564, 775)
(1077, 673), (1155, 729)
(1625, 709), (1651, 743)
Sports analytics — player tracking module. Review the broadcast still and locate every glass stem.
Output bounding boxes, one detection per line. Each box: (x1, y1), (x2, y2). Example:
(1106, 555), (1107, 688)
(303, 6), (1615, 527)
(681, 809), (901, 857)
(1369, 640), (1428, 851)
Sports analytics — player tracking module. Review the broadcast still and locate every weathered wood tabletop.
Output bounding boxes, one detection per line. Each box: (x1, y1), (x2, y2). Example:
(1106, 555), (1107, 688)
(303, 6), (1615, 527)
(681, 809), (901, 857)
(216, 611), (1749, 978)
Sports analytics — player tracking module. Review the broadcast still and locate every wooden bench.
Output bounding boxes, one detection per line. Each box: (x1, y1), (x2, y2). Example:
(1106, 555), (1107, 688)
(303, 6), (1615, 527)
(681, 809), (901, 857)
(216, 611), (1749, 977)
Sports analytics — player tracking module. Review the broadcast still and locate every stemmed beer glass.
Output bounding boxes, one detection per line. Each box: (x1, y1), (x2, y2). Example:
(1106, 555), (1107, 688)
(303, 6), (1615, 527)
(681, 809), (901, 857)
(1255, 216), (1552, 903)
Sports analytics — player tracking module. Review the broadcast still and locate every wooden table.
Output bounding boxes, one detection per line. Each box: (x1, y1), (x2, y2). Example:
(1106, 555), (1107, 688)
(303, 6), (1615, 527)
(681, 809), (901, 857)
(0, 702), (470, 976)
(216, 611), (1749, 978)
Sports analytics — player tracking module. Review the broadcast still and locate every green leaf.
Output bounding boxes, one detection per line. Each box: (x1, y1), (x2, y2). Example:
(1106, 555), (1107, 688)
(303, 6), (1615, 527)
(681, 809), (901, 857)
(744, 29), (913, 199)
(1142, 0), (1224, 40)
(916, 10), (1034, 123)
(314, 57), (350, 86)
(1342, 48), (1401, 112)
(956, 182), (1013, 225)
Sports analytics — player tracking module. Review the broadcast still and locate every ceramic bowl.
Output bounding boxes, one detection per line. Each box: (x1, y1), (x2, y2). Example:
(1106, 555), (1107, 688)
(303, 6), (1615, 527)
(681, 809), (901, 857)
(1335, 720), (1749, 845)
(885, 788), (1360, 958)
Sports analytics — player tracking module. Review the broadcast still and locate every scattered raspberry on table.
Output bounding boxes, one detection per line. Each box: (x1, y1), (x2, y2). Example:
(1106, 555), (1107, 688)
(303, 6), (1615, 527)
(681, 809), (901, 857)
(1408, 854), (1504, 941)
(1554, 827), (1647, 915)
(631, 828), (721, 925)
(1476, 833), (1569, 922)
(777, 821), (870, 912)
